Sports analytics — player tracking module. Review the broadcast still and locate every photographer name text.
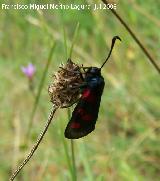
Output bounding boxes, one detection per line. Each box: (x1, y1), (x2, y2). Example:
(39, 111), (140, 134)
(1, 3), (117, 10)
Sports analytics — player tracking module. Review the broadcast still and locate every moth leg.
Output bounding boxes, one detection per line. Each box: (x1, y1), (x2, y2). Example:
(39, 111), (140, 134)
(64, 82), (87, 93)
(59, 67), (81, 74)
(59, 67), (85, 81)
(79, 65), (90, 70)
(61, 100), (79, 108)
(68, 82), (87, 90)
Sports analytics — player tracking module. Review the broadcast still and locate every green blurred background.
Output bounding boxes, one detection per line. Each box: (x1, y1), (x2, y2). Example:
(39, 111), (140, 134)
(0, 0), (160, 180)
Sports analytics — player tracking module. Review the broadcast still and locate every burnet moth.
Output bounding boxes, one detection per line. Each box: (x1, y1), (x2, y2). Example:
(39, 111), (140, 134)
(65, 36), (121, 139)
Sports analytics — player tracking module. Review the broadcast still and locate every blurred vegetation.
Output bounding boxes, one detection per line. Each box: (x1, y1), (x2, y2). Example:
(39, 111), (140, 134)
(0, 0), (160, 180)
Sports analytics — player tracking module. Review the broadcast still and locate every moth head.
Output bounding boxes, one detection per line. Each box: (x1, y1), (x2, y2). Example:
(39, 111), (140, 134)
(87, 67), (101, 76)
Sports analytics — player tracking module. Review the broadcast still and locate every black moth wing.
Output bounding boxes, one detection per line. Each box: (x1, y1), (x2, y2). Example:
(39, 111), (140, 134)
(65, 70), (105, 139)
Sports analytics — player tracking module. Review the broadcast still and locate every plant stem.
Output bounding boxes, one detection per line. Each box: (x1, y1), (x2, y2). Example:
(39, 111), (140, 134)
(9, 105), (58, 181)
(30, 89), (47, 119)
(67, 109), (77, 181)
(71, 139), (77, 181)
(61, 10), (68, 60)
(26, 42), (56, 139)
(69, 22), (80, 59)
(101, 0), (160, 73)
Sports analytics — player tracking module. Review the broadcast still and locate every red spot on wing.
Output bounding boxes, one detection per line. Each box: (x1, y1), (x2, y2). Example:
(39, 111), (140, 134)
(77, 108), (85, 115)
(70, 122), (81, 129)
(82, 89), (91, 98)
(76, 108), (92, 121)
(82, 88), (95, 103)
(82, 114), (93, 122)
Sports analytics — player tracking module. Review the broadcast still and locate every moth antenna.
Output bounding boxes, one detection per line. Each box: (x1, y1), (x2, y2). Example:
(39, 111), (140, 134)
(100, 36), (121, 69)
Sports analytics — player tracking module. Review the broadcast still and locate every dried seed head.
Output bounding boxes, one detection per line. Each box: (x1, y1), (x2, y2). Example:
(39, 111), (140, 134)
(48, 59), (83, 108)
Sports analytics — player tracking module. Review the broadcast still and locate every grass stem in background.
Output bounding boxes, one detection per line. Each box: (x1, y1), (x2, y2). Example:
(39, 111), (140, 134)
(63, 26), (68, 60)
(101, 0), (160, 73)
(9, 106), (58, 181)
(59, 120), (73, 179)
(68, 109), (77, 181)
(61, 10), (68, 60)
(67, 21), (80, 181)
(26, 42), (56, 139)
(69, 22), (80, 59)
(71, 138), (77, 181)
(30, 90), (47, 119)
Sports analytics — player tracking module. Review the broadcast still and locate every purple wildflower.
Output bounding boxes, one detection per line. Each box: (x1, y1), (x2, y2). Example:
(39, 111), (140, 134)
(21, 63), (36, 79)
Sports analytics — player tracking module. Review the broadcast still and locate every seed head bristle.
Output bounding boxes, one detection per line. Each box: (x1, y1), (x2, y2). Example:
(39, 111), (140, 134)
(48, 59), (83, 108)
